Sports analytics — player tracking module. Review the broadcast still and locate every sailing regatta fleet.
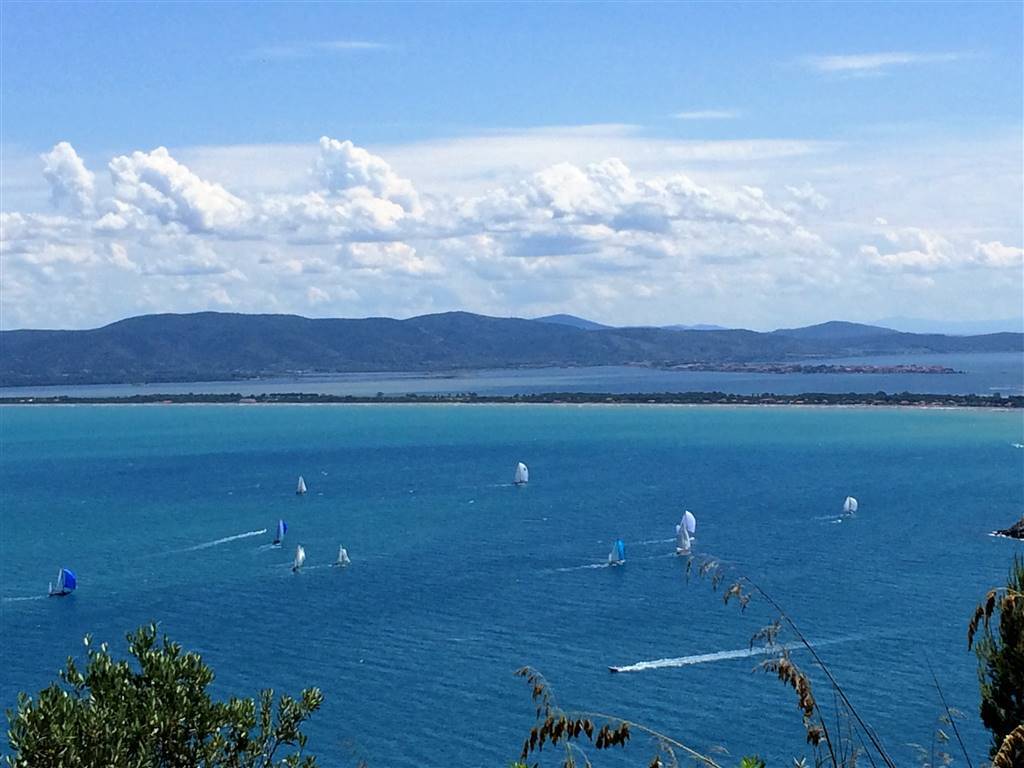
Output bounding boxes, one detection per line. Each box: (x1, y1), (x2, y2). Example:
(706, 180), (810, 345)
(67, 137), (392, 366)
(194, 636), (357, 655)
(44, 463), (860, 593)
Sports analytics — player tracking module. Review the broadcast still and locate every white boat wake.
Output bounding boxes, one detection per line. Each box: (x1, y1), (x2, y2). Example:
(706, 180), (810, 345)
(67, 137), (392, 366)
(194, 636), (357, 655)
(555, 553), (674, 572)
(182, 529), (268, 552)
(556, 562), (615, 572)
(1012, 443), (1023, 449)
(1, 595), (46, 603)
(609, 635), (860, 673)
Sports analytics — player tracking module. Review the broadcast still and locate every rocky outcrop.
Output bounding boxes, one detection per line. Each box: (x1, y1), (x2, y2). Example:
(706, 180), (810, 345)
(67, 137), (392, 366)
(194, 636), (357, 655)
(994, 518), (1024, 539)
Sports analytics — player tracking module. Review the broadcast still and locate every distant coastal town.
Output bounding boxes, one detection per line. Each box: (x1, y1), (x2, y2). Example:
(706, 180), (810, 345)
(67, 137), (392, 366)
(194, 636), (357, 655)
(661, 363), (962, 374)
(2, 391), (1020, 408)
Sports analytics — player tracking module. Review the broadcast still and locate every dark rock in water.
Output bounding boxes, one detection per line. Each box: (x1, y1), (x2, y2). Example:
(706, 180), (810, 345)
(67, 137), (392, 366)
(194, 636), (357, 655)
(995, 518), (1024, 539)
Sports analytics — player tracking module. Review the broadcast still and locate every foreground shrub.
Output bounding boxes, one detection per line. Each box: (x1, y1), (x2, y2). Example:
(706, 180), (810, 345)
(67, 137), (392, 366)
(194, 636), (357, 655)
(5, 624), (322, 768)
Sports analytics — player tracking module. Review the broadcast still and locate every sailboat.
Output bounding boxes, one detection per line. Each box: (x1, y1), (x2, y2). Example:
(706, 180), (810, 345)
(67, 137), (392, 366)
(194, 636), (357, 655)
(48, 567), (77, 597)
(842, 496), (858, 516)
(513, 462), (529, 485)
(335, 546), (351, 568)
(675, 510), (697, 554)
(273, 520), (288, 546)
(296, 476), (307, 495)
(292, 545), (306, 572)
(607, 539), (625, 566)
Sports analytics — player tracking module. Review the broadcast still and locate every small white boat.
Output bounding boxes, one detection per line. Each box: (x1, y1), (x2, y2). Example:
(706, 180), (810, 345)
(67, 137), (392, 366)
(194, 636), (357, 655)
(842, 496), (858, 516)
(292, 545), (306, 572)
(335, 546), (351, 567)
(607, 539), (625, 566)
(272, 519), (287, 545)
(48, 567), (77, 597)
(296, 476), (307, 495)
(676, 510), (697, 555)
(513, 462), (529, 485)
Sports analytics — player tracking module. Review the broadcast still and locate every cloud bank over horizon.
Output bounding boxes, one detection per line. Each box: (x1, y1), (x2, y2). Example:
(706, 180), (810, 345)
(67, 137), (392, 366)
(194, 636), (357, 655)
(1, 130), (1021, 331)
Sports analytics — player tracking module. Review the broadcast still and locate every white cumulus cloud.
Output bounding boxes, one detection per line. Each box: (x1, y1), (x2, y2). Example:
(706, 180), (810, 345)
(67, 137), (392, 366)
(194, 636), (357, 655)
(3, 132), (1021, 330)
(108, 147), (250, 233)
(971, 241), (1024, 269)
(41, 142), (95, 215)
(314, 136), (421, 215)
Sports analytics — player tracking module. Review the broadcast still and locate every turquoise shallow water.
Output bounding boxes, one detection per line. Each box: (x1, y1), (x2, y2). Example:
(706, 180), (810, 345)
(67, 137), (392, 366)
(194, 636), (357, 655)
(1, 404), (1022, 765)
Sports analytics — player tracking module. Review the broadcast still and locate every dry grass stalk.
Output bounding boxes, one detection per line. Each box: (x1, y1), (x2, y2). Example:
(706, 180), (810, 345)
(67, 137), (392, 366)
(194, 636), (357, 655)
(686, 555), (899, 768)
(514, 667), (722, 768)
(967, 587), (1022, 650)
(992, 724), (1024, 768)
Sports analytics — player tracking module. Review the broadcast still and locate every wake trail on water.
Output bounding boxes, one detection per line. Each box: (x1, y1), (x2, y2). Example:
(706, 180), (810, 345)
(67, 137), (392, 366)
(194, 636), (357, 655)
(610, 635), (861, 673)
(179, 529), (268, 553)
(556, 562), (614, 572)
(2, 595), (46, 603)
(555, 553), (676, 572)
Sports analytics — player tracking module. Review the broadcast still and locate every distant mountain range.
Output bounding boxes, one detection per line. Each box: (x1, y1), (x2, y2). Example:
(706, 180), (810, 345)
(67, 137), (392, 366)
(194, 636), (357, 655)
(1, 311), (1021, 387)
(534, 313), (729, 331)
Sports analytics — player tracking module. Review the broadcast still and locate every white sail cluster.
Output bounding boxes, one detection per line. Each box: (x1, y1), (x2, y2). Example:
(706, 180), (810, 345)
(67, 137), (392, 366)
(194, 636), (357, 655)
(676, 510), (697, 555)
(843, 496), (858, 515)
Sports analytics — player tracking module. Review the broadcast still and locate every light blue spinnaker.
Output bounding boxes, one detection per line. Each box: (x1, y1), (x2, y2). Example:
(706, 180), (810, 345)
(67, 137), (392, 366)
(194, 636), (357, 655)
(608, 539), (625, 565)
(274, 520), (288, 545)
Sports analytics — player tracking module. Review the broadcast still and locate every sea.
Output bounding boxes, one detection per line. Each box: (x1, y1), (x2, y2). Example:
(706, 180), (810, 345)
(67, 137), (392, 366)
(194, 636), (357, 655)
(1, 402), (1022, 766)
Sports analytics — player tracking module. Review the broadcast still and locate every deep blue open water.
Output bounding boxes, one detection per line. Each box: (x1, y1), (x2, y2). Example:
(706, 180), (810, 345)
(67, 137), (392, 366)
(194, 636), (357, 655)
(1, 404), (1022, 765)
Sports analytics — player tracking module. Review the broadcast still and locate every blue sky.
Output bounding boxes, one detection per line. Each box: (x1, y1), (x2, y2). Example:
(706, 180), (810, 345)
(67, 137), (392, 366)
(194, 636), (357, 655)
(1, 1), (1022, 329)
(4, 1), (1020, 148)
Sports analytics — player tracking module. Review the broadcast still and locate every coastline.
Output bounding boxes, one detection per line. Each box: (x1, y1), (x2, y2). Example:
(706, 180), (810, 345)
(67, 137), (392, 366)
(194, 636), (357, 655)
(1, 391), (1021, 408)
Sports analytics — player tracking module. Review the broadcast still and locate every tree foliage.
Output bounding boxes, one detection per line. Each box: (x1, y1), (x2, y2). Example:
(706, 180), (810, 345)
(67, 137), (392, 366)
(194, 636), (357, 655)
(5, 624), (323, 768)
(969, 554), (1024, 759)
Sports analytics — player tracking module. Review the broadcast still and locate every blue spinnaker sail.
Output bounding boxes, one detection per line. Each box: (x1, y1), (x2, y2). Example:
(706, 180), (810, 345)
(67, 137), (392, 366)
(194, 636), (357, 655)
(60, 568), (77, 592)
(275, 520), (288, 542)
(615, 539), (625, 562)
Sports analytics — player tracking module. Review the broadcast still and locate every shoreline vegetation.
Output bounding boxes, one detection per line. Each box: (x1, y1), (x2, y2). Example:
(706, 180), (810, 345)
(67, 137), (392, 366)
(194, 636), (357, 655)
(1, 391), (1021, 408)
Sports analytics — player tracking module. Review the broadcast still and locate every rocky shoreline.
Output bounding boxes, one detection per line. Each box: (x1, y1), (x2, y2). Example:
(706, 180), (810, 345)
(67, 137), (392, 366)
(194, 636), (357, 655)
(993, 519), (1024, 540)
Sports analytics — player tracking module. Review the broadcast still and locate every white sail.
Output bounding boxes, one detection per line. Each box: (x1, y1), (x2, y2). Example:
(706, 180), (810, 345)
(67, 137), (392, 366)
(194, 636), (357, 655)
(608, 539), (625, 565)
(683, 510), (697, 535)
(296, 476), (307, 495)
(293, 545), (306, 571)
(514, 462), (529, 484)
(336, 546), (351, 567)
(55, 569), (64, 592)
(843, 496), (858, 514)
(676, 524), (691, 554)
